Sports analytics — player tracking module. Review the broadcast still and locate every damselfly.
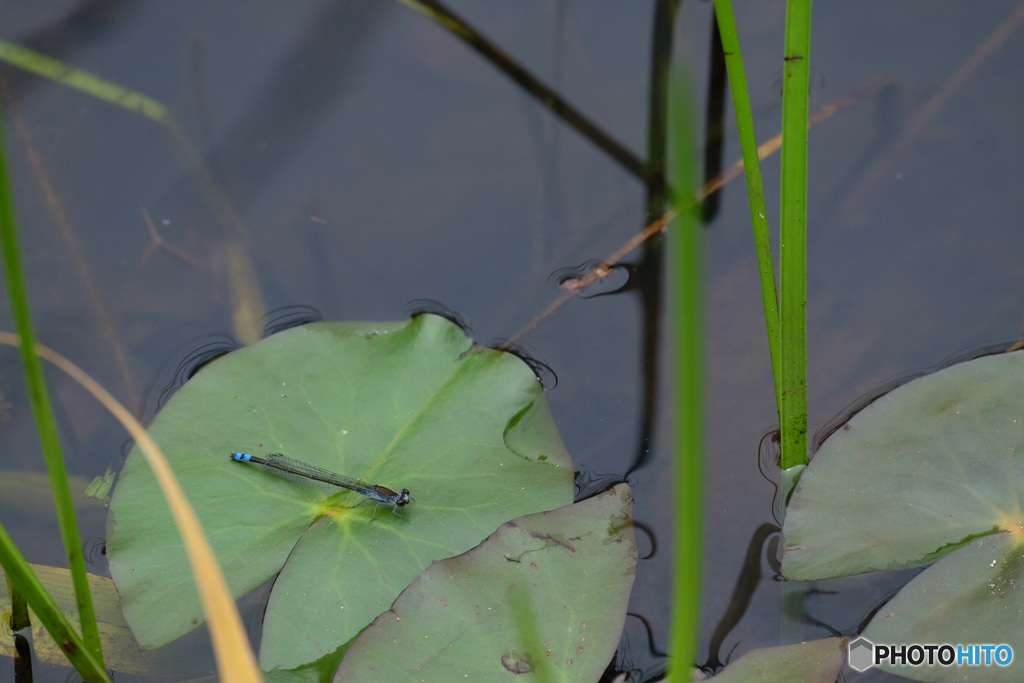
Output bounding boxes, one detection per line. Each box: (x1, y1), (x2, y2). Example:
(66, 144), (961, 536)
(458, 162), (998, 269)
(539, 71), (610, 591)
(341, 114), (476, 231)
(229, 452), (411, 521)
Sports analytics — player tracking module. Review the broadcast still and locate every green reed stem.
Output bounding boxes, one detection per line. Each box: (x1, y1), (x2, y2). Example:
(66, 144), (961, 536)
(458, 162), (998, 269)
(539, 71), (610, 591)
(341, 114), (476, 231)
(778, 1), (812, 472)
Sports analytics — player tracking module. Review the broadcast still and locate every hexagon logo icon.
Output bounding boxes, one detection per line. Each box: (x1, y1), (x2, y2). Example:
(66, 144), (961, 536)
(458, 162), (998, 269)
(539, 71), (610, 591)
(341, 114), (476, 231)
(848, 637), (875, 671)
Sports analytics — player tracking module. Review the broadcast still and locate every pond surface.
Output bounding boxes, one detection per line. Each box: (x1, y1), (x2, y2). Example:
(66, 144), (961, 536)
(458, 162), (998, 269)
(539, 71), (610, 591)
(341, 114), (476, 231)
(1, 1), (1023, 680)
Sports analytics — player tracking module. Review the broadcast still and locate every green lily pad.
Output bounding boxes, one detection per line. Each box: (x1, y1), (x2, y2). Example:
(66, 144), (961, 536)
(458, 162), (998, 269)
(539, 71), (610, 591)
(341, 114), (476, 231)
(782, 352), (1024, 580)
(334, 484), (636, 682)
(107, 315), (574, 670)
(863, 533), (1023, 682)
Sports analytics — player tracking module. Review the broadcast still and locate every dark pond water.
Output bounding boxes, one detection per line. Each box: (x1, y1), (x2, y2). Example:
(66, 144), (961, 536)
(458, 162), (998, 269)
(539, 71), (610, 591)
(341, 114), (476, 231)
(1, 1), (1023, 680)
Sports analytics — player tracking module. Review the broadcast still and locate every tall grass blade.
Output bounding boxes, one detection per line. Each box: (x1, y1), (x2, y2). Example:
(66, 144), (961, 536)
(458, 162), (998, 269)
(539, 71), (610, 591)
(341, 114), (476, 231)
(712, 0), (781, 409)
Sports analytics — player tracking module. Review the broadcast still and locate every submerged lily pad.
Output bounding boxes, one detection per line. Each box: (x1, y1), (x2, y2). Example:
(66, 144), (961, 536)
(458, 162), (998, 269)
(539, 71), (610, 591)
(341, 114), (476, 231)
(783, 352), (1024, 581)
(335, 484), (636, 682)
(107, 315), (574, 670)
